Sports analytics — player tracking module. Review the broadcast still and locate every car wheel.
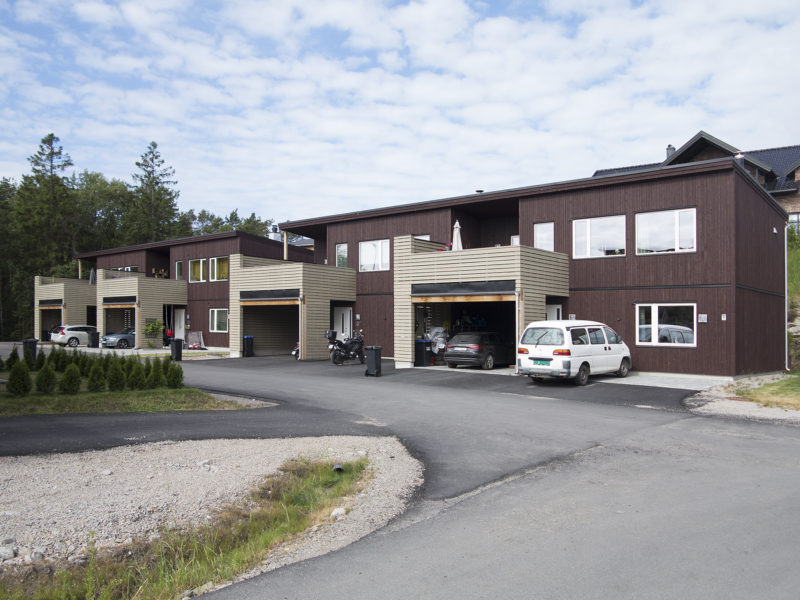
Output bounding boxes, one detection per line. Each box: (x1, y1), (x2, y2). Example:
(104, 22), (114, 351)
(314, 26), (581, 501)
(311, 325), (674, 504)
(481, 353), (495, 370)
(616, 358), (630, 378)
(447, 362), (457, 368)
(574, 363), (590, 386)
(117, 339), (129, 349)
(67, 337), (79, 347)
(529, 376), (544, 383)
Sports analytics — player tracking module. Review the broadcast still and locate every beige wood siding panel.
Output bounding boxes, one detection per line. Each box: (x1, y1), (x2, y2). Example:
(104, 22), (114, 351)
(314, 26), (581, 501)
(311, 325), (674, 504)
(135, 278), (189, 348)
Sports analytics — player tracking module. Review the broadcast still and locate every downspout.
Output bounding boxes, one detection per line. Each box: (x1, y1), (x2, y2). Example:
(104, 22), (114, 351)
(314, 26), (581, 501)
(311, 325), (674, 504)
(298, 294), (304, 360)
(514, 290), (520, 374)
(786, 224), (790, 371)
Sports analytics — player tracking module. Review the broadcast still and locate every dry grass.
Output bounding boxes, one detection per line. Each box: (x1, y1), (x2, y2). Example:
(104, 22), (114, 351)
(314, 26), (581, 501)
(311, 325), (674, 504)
(733, 375), (800, 410)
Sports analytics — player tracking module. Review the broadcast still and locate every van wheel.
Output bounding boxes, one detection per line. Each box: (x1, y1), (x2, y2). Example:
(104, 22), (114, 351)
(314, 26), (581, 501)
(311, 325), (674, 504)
(529, 376), (544, 383)
(481, 353), (495, 370)
(574, 363), (590, 386)
(616, 358), (630, 378)
(447, 362), (457, 368)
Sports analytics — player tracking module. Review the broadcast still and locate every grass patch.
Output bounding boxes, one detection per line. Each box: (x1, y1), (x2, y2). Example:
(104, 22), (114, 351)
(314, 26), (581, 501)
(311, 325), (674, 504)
(0, 458), (368, 600)
(0, 387), (244, 415)
(736, 374), (800, 410)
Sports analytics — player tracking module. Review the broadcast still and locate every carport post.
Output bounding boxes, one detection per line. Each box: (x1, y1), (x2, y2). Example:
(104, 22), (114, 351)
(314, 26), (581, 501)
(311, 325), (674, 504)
(515, 290), (520, 374)
(298, 294), (304, 360)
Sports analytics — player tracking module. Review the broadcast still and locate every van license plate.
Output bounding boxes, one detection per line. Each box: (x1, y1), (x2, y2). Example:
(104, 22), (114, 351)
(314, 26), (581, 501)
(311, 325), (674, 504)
(532, 359), (550, 365)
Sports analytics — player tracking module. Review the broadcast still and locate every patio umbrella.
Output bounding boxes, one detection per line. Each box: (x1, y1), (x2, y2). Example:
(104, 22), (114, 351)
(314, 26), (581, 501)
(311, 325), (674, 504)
(452, 220), (463, 251)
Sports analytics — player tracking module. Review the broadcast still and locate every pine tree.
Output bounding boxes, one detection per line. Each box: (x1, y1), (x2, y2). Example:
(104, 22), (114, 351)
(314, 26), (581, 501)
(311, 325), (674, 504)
(166, 363), (184, 388)
(127, 362), (146, 390)
(7, 361), (32, 396)
(35, 363), (57, 394)
(107, 359), (125, 392)
(87, 363), (106, 393)
(59, 363), (81, 394)
(5, 345), (19, 370)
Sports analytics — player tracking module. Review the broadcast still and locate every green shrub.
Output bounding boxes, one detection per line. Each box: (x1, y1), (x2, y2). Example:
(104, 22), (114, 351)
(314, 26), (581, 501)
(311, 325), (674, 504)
(24, 347), (36, 370)
(35, 349), (46, 371)
(127, 362), (147, 390)
(107, 359), (126, 392)
(143, 357), (152, 380)
(35, 363), (57, 394)
(166, 363), (184, 388)
(123, 357), (135, 376)
(87, 363), (106, 393)
(59, 363), (82, 394)
(5, 345), (20, 370)
(56, 348), (68, 372)
(103, 352), (114, 373)
(0, 356), (4, 370)
(161, 355), (171, 375)
(146, 363), (165, 388)
(78, 353), (91, 377)
(7, 361), (32, 396)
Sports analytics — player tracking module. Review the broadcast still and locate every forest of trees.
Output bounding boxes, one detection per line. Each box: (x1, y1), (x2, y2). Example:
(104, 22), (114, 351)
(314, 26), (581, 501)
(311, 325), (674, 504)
(0, 134), (276, 340)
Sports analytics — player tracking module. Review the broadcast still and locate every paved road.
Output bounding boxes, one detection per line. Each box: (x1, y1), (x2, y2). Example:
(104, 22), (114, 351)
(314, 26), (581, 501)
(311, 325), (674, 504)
(3, 355), (799, 598)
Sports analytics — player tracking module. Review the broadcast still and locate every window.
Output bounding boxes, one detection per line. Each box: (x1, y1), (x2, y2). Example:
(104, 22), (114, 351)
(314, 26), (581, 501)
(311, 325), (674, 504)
(789, 213), (800, 233)
(175, 261), (183, 280)
(335, 243), (348, 268)
(359, 239), (390, 272)
(636, 208), (696, 254)
(189, 259), (206, 283)
(533, 222), (554, 252)
(210, 256), (229, 281)
(573, 215), (625, 258)
(124, 266), (138, 272)
(570, 328), (589, 345)
(414, 234), (431, 241)
(209, 308), (228, 333)
(636, 303), (697, 347)
(510, 235), (520, 246)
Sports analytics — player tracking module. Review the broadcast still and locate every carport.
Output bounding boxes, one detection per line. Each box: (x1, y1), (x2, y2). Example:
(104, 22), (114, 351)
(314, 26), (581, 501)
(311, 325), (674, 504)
(38, 300), (63, 340)
(102, 296), (136, 339)
(240, 290), (300, 356)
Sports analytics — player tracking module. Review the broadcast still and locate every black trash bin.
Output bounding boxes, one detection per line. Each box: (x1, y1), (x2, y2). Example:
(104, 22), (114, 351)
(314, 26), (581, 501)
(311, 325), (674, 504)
(170, 338), (183, 361)
(243, 335), (255, 357)
(414, 339), (433, 367)
(22, 338), (38, 362)
(88, 331), (100, 348)
(365, 346), (382, 377)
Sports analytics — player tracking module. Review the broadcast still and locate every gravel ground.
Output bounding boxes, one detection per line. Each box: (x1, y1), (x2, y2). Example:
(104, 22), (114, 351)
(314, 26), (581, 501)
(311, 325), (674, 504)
(0, 434), (424, 586)
(686, 372), (800, 424)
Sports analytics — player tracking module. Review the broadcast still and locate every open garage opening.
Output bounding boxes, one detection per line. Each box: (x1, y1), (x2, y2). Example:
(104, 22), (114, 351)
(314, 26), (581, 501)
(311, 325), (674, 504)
(242, 304), (298, 356)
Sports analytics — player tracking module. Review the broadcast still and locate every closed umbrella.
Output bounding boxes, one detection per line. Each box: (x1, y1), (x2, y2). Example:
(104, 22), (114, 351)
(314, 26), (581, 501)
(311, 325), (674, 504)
(452, 220), (463, 251)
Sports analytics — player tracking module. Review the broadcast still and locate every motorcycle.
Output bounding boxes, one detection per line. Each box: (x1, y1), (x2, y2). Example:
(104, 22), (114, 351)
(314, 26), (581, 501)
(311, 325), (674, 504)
(326, 329), (365, 365)
(291, 341), (300, 360)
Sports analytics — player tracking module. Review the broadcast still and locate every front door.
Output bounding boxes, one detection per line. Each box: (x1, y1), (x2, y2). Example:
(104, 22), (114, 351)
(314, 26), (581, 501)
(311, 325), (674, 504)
(546, 304), (562, 321)
(333, 306), (352, 341)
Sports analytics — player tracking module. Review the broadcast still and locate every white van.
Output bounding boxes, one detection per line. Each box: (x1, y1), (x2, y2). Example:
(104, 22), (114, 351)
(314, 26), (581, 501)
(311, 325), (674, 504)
(517, 320), (631, 385)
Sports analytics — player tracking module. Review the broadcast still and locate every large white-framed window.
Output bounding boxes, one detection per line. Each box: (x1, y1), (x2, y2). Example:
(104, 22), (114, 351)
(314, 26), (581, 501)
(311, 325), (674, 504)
(189, 259), (206, 283)
(359, 239), (390, 272)
(534, 222), (554, 252)
(335, 243), (348, 268)
(210, 256), (229, 281)
(573, 215), (625, 258)
(636, 208), (696, 255)
(209, 308), (228, 333)
(636, 303), (697, 347)
(175, 261), (183, 280)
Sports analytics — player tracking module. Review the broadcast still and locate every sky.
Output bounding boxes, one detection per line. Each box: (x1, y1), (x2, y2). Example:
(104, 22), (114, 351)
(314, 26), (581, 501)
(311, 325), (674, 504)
(1, 0), (798, 225)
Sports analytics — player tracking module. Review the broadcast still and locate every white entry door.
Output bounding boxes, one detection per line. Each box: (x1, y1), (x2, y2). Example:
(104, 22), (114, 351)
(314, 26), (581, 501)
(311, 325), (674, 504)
(546, 304), (562, 321)
(333, 307), (352, 340)
(174, 308), (186, 341)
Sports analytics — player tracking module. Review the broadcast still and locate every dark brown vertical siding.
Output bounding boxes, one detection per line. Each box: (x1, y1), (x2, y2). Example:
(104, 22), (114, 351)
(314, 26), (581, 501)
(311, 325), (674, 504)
(239, 236), (314, 263)
(734, 176), (787, 374)
(326, 208), (452, 354)
(97, 250), (149, 271)
(314, 238), (327, 264)
(479, 216), (519, 247)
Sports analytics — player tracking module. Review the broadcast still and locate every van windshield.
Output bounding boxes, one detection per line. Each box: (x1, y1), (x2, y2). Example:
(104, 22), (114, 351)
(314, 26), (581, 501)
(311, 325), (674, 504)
(521, 327), (564, 345)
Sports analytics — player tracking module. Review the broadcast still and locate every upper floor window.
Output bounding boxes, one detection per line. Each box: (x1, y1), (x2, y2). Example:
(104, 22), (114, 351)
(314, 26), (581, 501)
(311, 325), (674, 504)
(210, 256), (229, 281)
(335, 243), (348, 268)
(189, 259), (206, 283)
(573, 215), (625, 258)
(636, 208), (696, 255)
(510, 235), (520, 246)
(636, 303), (697, 347)
(209, 308), (228, 333)
(534, 222), (554, 252)
(359, 239), (390, 272)
(175, 261), (183, 280)
(414, 234), (431, 241)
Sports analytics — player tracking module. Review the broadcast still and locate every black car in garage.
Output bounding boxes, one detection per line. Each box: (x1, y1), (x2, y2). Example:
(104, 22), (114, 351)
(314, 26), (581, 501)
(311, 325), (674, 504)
(444, 332), (515, 370)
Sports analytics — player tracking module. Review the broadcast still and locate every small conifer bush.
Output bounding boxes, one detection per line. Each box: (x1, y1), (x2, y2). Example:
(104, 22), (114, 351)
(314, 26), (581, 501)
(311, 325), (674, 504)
(0, 356), (5, 370)
(143, 357), (152, 379)
(56, 348), (68, 372)
(35, 349), (46, 371)
(6, 346), (20, 370)
(35, 363), (57, 394)
(146, 363), (165, 388)
(127, 362), (147, 390)
(107, 359), (126, 392)
(161, 355), (171, 375)
(79, 353), (91, 376)
(166, 363), (184, 388)
(7, 361), (32, 396)
(87, 363), (106, 393)
(24, 347), (36, 370)
(59, 363), (82, 394)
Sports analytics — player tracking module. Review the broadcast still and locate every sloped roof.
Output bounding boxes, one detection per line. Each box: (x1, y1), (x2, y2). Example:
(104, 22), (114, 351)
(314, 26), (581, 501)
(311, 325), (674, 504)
(594, 131), (800, 194)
